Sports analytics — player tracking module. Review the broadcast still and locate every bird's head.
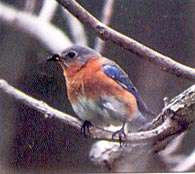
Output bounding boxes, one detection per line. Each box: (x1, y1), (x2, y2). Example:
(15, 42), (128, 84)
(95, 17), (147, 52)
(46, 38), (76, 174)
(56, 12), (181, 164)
(47, 45), (101, 71)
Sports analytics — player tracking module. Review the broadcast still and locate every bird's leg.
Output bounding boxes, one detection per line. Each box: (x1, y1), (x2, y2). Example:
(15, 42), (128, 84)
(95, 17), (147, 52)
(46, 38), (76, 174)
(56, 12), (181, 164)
(81, 120), (93, 137)
(112, 122), (127, 146)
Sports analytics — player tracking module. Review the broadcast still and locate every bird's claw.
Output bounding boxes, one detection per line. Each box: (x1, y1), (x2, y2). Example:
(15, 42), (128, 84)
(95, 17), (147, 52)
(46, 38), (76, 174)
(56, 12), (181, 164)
(81, 120), (93, 137)
(112, 128), (127, 146)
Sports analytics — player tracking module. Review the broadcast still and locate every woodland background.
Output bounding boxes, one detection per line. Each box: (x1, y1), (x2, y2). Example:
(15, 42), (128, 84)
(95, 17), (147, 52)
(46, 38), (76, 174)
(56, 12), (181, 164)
(0, 0), (195, 173)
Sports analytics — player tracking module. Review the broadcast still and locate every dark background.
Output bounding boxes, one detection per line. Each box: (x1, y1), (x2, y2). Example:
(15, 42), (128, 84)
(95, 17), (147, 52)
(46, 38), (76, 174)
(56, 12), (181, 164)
(0, 0), (195, 173)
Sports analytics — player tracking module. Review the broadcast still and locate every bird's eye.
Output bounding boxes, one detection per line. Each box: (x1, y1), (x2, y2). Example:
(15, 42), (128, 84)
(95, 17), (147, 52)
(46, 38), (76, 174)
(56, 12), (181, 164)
(66, 51), (77, 58)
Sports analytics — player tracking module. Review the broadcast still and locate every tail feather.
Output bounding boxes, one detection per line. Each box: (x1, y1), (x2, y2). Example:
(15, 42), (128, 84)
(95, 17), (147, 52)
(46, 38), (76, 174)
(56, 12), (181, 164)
(126, 112), (148, 132)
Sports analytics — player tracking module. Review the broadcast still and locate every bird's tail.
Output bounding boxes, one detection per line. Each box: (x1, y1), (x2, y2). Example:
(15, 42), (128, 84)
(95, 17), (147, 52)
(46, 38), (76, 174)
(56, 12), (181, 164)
(126, 112), (148, 132)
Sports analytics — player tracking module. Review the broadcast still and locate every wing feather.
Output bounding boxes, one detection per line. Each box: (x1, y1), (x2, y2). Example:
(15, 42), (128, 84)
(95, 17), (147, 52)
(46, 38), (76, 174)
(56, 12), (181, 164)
(102, 64), (154, 116)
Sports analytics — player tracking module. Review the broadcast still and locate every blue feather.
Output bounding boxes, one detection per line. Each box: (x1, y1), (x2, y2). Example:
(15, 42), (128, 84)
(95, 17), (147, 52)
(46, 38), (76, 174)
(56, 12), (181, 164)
(102, 64), (154, 116)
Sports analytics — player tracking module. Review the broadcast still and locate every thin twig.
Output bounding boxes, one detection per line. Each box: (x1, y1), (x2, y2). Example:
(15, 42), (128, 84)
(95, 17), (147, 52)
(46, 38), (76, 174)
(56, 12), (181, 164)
(24, 0), (37, 13)
(62, 9), (88, 45)
(39, 0), (58, 22)
(56, 0), (195, 81)
(95, 0), (115, 53)
(0, 2), (72, 53)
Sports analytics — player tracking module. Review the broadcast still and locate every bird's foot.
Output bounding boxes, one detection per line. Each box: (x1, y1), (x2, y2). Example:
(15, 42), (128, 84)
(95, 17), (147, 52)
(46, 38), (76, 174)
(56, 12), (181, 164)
(81, 120), (93, 137)
(112, 127), (127, 146)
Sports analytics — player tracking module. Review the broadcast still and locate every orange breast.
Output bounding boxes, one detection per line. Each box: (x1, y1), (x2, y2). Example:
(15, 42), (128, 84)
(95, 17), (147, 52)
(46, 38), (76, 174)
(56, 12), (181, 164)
(64, 58), (138, 120)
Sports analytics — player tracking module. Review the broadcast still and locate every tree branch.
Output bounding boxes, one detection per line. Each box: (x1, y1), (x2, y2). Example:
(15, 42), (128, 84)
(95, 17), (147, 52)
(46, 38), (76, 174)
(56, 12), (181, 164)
(0, 79), (81, 129)
(172, 149), (195, 172)
(160, 132), (185, 157)
(56, 0), (195, 81)
(0, 79), (194, 146)
(39, 0), (58, 22)
(24, 0), (37, 13)
(95, 0), (115, 53)
(0, 1), (72, 53)
(62, 9), (88, 45)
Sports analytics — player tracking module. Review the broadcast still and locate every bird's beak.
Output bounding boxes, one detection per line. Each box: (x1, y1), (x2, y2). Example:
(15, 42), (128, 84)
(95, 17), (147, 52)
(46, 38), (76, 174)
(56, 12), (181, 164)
(47, 54), (60, 62)
(47, 54), (68, 68)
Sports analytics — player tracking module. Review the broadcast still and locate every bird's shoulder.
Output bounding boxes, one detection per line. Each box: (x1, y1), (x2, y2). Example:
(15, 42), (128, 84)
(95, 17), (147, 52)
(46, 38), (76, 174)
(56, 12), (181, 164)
(99, 57), (136, 93)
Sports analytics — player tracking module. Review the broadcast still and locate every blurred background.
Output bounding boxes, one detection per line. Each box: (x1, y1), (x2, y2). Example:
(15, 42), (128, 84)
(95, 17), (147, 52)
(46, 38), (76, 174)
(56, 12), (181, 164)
(0, 0), (195, 173)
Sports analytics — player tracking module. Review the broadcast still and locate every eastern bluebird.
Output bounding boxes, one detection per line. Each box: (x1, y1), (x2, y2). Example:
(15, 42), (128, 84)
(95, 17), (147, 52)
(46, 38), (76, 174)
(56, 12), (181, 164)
(48, 45), (154, 140)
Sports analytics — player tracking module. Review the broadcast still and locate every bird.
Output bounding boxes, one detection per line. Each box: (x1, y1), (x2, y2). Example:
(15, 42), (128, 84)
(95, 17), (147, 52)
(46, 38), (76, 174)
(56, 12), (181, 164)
(47, 45), (154, 141)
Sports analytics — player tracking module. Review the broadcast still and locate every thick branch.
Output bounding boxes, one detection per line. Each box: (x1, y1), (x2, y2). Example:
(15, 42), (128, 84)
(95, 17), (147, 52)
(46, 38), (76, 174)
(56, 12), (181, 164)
(0, 79), (194, 145)
(56, 0), (195, 81)
(0, 2), (72, 53)
(0, 79), (81, 129)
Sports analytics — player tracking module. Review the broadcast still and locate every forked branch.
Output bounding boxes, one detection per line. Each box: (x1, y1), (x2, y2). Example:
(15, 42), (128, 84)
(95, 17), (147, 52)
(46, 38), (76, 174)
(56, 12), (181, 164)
(56, 0), (195, 81)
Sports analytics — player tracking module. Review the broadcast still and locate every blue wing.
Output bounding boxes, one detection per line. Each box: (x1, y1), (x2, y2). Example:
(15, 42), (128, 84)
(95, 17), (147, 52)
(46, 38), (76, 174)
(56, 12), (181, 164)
(102, 64), (154, 116)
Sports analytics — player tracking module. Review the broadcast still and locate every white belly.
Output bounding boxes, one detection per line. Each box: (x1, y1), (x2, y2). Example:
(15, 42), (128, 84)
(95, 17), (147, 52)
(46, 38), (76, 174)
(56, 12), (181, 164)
(71, 96), (137, 127)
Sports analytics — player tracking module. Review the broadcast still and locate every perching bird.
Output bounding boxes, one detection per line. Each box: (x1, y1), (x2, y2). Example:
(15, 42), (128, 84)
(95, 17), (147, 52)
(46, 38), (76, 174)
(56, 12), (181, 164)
(48, 45), (154, 140)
